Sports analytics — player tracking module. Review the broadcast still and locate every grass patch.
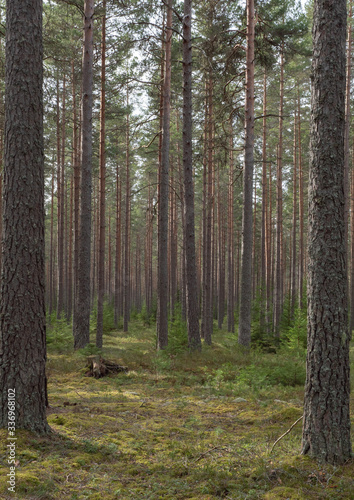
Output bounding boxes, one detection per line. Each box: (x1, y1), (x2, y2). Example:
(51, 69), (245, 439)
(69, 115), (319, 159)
(0, 317), (353, 499)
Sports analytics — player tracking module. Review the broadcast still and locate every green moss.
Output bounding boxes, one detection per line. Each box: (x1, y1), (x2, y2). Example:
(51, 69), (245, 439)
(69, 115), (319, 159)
(264, 486), (306, 499)
(3, 319), (351, 500)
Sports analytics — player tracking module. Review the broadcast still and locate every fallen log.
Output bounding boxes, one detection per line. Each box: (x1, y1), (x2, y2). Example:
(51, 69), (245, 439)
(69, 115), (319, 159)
(85, 355), (128, 378)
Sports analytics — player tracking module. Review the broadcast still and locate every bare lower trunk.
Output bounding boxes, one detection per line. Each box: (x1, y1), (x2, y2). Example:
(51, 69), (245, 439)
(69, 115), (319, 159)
(238, 0), (255, 348)
(302, 0), (351, 465)
(0, 0), (49, 433)
(73, 0), (94, 348)
(157, 0), (172, 349)
(183, 0), (201, 350)
(97, 0), (106, 348)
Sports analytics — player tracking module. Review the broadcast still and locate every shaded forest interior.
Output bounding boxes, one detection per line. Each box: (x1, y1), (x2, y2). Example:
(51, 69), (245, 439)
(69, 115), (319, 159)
(0, 0), (354, 497)
(39, 0), (314, 347)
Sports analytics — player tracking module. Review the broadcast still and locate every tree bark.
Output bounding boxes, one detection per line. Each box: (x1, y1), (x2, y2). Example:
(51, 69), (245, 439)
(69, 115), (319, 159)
(297, 89), (304, 309)
(227, 122), (234, 333)
(273, 46), (284, 337)
(73, 0), (94, 348)
(97, 0), (106, 349)
(157, 0), (172, 350)
(114, 165), (122, 326)
(291, 105), (297, 317)
(261, 70), (268, 330)
(183, 0), (201, 351)
(302, 0), (352, 465)
(0, 0), (49, 433)
(238, 0), (255, 348)
(123, 93), (130, 333)
(67, 174), (73, 321)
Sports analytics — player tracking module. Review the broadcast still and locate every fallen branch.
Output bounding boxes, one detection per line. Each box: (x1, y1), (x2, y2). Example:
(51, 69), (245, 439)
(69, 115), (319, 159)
(85, 356), (128, 378)
(270, 415), (303, 454)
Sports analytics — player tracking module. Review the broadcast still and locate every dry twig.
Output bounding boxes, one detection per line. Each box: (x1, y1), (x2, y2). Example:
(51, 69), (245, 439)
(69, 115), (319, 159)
(270, 415), (303, 454)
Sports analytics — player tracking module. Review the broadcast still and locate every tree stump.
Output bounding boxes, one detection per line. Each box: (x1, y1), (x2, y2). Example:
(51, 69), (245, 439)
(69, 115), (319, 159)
(85, 356), (128, 378)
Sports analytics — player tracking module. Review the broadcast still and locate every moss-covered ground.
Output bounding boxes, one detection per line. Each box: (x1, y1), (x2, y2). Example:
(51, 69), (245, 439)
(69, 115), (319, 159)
(0, 318), (353, 499)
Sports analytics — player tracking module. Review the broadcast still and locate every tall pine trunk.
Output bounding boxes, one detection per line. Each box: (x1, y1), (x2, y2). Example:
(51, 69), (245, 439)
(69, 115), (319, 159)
(97, 0), (106, 348)
(227, 122), (234, 333)
(0, 0), (49, 433)
(123, 94), (130, 332)
(73, 0), (94, 348)
(302, 0), (351, 465)
(183, 0), (201, 351)
(273, 47), (284, 337)
(238, 0), (255, 348)
(157, 0), (172, 349)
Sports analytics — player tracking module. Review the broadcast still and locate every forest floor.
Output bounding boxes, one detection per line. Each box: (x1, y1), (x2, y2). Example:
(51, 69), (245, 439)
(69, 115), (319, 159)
(0, 315), (353, 500)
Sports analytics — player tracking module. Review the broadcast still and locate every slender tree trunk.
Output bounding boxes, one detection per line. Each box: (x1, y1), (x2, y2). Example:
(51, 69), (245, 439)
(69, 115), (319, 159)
(67, 175), (73, 321)
(56, 77), (65, 319)
(217, 168), (225, 329)
(291, 105), (297, 317)
(49, 164), (55, 317)
(183, 0), (201, 350)
(169, 158), (177, 317)
(91, 181), (97, 309)
(238, 0), (255, 348)
(227, 123), (234, 333)
(123, 93), (130, 332)
(73, 0), (94, 348)
(114, 165), (122, 326)
(302, 0), (351, 465)
(202, 76), (214, 345)
(157, 0), (172, 349)
(72, 60), (80, 320)
(145, 181), (152, 316)
(97, 0), (106, 348)
(0, 0), (49, 433)
(273, 47), (284, 337)
(261, 70), (268, 330)
(297, 89), (304, 309)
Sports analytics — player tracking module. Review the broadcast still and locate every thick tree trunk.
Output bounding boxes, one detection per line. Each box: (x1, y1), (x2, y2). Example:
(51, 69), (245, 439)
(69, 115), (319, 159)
(73, 0), (94, 348)
(344, 0), (352, 271)
(0, 0), (49, 433)
(238, 0), (255, 348)
(345, 1), (354, 332)
(351, 140), (354, 335)
(183, 0), (201, 351)
(302, 0), (351, 465)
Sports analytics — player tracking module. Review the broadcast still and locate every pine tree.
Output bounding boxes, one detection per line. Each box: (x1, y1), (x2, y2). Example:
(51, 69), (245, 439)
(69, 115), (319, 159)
(302, 0), (352, 464)
(0, 0), (49, 433)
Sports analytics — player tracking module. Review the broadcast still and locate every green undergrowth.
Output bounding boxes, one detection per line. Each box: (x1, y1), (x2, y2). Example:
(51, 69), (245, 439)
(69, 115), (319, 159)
(0, 318), (353, 499)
